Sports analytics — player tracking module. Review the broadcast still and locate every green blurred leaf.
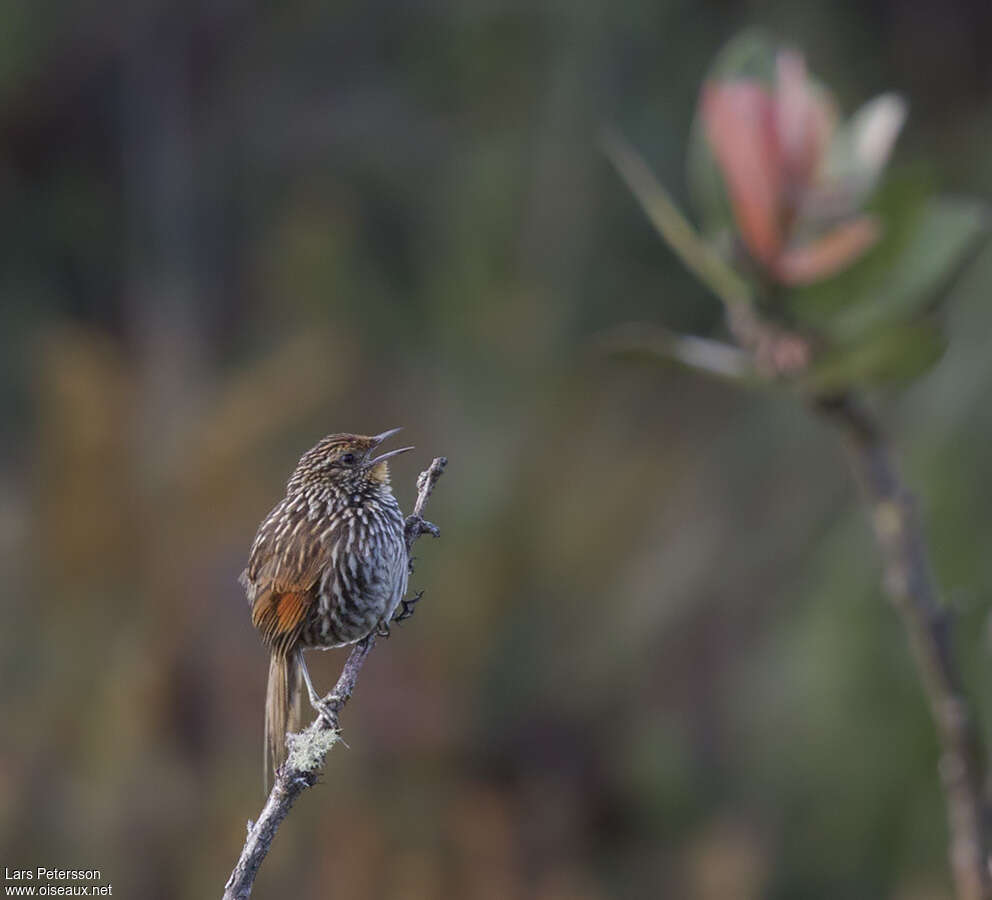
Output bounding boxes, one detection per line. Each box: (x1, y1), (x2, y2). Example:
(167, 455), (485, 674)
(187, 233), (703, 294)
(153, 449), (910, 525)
(705, 28), (779, 82)
(788, 174), (987, 342)
(827, 197), (987, 340)
(686, 107), (736, 246)
(602, 129), (753, 311)
(801, 322), (947, 394)
(786, 175), (923, 328)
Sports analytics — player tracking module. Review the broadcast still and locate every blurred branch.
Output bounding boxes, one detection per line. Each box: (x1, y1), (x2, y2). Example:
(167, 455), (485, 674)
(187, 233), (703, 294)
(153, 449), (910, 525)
(600, 128), (754, 311)
(222, 457), (447, 900)
(816, 395), (990, 900)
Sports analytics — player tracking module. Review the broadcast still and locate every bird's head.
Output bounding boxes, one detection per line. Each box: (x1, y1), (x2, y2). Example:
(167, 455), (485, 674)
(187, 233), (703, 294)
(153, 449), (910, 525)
(290, 427), (413, 493)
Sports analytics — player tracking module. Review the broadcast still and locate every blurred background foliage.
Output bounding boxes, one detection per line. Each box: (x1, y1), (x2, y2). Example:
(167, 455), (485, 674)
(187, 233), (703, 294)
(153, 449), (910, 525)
(2, 2), (992, 898)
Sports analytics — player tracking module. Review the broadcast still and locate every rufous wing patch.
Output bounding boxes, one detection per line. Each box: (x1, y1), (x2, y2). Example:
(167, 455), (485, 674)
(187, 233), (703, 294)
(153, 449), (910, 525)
(252, 589), (311, 652)
(275, 591), (308, 632)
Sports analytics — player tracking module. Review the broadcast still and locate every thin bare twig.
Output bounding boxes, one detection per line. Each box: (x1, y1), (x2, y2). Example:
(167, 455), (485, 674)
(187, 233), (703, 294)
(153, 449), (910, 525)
(223, 457), (448, 900)
(817, 395), (990, 900)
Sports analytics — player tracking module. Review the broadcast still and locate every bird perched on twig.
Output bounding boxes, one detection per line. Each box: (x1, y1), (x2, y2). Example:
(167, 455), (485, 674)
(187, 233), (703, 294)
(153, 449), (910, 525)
(241, 428), (413, 784)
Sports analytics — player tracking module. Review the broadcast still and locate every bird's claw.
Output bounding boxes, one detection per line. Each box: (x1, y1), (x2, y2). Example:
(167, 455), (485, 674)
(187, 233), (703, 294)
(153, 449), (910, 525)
(301, 662), (340, 726)
(404, 515), (440, 544)
(393, 590), (425, 623)
(309, 697), (338, 728)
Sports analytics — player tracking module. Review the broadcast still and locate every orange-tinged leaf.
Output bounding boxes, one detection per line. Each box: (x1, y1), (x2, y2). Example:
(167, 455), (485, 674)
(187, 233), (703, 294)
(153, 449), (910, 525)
(776, 216), (881, 285)
(774, 50), (837, 184)
(702, 80), (783, 265)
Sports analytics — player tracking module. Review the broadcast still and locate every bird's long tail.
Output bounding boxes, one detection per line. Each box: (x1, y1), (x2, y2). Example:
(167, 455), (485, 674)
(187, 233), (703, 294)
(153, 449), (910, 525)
(264, 650), (301, 790)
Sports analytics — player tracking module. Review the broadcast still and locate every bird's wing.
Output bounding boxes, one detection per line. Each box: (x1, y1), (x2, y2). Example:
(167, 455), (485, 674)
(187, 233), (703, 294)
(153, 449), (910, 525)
(246, 511), (342, 652)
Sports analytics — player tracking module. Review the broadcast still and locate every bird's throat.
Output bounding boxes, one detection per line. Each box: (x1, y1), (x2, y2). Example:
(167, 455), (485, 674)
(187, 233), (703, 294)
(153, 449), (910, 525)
(369, 461), (391, 485)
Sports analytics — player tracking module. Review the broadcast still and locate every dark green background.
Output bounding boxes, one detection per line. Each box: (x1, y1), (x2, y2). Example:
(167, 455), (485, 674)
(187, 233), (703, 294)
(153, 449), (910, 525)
(2, 1), (992, 897)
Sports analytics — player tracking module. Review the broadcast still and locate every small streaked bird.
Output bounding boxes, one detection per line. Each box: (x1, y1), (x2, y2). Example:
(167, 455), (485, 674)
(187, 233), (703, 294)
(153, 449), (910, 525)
(241, 428), (412, 783)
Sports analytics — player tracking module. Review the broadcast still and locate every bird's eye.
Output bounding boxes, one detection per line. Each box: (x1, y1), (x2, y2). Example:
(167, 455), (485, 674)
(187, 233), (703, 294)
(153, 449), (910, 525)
(339, 452), (357, 466)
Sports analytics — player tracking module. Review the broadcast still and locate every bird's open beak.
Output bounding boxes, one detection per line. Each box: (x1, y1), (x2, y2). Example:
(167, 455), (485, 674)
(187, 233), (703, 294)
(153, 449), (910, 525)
(367, 427), (414, 465)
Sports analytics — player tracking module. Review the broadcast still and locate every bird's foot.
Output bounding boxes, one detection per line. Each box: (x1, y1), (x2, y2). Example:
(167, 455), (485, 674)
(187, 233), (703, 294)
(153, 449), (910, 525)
(299, 657), (339, 727)
(404, 515), (440, 547)
(392, 589), (425, 623)
(311, 698), (338, 728)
